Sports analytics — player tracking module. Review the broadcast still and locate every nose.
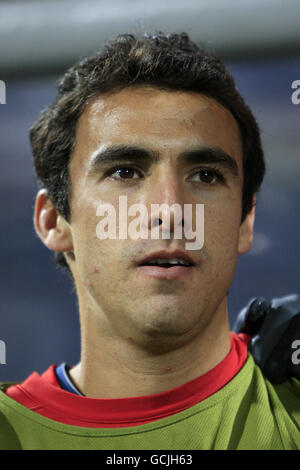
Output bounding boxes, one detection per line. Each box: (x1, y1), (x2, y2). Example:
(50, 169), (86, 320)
(145, 168), (187, 237)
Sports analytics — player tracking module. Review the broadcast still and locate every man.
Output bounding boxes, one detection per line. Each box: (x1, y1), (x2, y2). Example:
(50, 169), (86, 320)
(0, 32), (299, 450)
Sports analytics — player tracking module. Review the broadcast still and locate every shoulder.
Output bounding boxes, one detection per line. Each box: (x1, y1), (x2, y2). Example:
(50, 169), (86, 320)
(250, 361), (300, 430)
(0, 382), (22, 449)
(270, 376), (300, 415)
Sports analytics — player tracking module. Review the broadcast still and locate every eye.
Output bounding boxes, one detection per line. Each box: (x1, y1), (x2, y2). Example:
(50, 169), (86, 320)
(189, 168), (225, 185)
(107, 167), (142, 180)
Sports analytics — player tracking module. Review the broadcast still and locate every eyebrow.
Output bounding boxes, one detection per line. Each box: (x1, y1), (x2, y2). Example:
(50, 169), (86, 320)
(87, 144), (239, 177)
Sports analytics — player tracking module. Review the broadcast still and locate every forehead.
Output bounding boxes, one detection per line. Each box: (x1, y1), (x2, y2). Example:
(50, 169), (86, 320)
(71, 86), (243, 169)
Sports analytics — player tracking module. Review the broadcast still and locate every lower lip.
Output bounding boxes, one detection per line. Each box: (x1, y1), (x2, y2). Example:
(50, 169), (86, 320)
(137, 265), (194, 280)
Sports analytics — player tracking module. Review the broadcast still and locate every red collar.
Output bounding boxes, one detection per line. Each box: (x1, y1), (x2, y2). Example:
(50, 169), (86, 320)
(5, 332), (250, 427)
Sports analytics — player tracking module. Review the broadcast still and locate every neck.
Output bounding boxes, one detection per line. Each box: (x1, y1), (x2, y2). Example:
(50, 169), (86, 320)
(69, 299), (231, 399)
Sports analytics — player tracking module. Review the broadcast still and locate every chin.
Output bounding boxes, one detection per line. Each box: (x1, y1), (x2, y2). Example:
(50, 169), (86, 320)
(134, 307), (205, 342)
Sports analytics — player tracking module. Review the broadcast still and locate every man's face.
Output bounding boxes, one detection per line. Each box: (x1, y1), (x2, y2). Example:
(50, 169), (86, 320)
(67, 86), (250, 346)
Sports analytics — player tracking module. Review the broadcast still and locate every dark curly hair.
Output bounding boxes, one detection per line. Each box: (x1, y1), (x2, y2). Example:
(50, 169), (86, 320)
(30, 32), (266, 273)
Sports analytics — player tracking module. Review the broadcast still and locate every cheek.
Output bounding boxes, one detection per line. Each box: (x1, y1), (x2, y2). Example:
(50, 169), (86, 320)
(74, 236), (124, 302)
(204, 202), (241, 264)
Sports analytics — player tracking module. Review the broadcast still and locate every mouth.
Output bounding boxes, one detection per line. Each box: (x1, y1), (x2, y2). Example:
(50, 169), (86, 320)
(136, 250), (196, 280)
(140, 258), (192, 268)
(137, 250), (195, 266)
(137, 264), (194, 280)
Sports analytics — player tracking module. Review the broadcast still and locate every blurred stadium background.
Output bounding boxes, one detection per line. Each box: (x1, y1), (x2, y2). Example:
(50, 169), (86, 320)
(0, 0), (299, 381)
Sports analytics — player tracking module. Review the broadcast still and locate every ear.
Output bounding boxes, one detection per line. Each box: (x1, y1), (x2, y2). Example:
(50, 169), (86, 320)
(33, 189), (73, 253)
(238, 196), (256, 255)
